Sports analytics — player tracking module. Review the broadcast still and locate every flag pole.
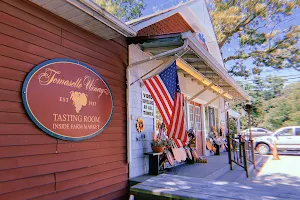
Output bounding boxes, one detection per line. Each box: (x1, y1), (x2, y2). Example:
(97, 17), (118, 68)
(130, 57), (173, 86)
(129, 49), (189, 86)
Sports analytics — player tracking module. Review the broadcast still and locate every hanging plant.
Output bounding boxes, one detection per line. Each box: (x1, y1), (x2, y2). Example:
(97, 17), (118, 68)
(136, 118), (144, 133)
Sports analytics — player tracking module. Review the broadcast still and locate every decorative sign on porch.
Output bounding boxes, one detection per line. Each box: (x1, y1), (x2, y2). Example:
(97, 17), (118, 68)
(136, 118), (145, 132)
(142, 91), (155, 118)
(22, 58), (114, 141)
(194, 32), (209, 52)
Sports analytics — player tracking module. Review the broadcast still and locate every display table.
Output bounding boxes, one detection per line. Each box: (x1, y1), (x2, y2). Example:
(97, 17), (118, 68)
(144, 152), (163, 175)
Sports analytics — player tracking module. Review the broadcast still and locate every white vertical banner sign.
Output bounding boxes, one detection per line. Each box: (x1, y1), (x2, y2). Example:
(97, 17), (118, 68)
(142, 91), (155, 118)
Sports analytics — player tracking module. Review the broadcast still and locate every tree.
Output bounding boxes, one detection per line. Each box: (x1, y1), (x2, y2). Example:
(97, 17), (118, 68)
(261, 82), (300, 130)
(93, 0), (145, 21)
(236, 76), (299, 130)
(208, 0), (300, 76)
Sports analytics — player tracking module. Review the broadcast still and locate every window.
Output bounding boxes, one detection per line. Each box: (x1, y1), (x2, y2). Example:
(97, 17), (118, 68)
(188, 104), (194, 129)
(295, 128), (300, 136)
(188, 103), (202, 131)
(195, 106), (201, 131)
(277, 128), (293, 136)
(257, 129), (266, 132)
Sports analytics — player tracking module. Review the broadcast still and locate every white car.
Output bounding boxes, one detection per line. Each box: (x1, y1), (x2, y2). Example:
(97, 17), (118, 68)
(255, 126), (300, 155)
(240, 127), (273, 139)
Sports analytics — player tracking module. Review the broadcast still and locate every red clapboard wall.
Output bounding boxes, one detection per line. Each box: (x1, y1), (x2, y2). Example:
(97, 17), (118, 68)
(0, 0), (128, 199)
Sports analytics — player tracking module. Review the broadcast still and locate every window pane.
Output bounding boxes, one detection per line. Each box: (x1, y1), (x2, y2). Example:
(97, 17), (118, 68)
(196, 123), (201, 131)
(189, 121), (193, 129)
(190, 114), (193, 121)
(295, 128), (300, 136)
(189, 105), (193, 114)
(277, 128), (293, 136)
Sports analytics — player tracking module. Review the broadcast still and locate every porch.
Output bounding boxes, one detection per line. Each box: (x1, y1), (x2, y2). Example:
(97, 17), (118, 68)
(129, 154), (280, 200)
(130, 152), (265, 185)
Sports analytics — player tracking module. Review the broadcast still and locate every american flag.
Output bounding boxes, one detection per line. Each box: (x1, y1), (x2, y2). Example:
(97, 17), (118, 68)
(143, 61), (188, 146)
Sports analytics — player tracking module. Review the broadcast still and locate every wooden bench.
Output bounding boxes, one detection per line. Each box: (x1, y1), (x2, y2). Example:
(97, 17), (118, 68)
(144, 152), (163, 175)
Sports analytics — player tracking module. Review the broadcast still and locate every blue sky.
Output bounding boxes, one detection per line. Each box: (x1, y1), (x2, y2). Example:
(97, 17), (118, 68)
(141, 0), (300, 85)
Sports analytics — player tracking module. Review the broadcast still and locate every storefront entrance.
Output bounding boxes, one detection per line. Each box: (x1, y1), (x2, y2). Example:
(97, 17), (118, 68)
(188, 102), (203, 155)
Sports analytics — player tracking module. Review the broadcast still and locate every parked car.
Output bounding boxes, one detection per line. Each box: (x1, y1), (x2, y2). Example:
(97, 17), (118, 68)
(240, 127), (273, 139)
(255, 126), (300, 155)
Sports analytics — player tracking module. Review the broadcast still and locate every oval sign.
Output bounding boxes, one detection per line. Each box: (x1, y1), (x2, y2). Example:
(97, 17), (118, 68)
(22, 58), (114, 141)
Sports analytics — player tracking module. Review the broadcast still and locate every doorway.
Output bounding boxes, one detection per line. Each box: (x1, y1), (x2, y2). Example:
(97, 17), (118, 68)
(188, 102), (203, 155)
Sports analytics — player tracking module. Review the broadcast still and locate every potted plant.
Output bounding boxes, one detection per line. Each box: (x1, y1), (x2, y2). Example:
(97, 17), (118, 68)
(151, 132), (166, 153)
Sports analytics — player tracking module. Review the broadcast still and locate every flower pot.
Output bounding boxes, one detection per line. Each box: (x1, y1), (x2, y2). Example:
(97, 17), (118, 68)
(152, 146), (165, 153)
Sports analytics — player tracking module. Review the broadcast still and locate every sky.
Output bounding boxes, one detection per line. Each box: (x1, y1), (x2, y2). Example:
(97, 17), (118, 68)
(141, 0), (300, 85)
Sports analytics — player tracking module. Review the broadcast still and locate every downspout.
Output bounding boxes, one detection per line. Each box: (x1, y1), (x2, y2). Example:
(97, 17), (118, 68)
(126, 39), (189, 178)
(126, 64), (132, 173)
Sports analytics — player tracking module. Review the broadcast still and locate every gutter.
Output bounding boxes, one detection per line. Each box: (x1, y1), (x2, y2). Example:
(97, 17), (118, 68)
(182, 31), (251, 101)
(128, 39), (189, 68)
(67, 0), (136, 37)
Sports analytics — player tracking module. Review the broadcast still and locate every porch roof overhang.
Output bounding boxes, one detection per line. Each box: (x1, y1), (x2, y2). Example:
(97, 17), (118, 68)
(28, 0), (136, 39)
(129, 32), (251, 102)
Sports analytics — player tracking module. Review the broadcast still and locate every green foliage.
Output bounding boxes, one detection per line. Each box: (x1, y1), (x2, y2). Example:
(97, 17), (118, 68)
(208, 0), (300, 76)
(261, 82), (300, 130)
(238, 79), (300, 131)
(151, 139), (168, 147)
(93, 0), (145, 21)
(229, 117), (238, 135)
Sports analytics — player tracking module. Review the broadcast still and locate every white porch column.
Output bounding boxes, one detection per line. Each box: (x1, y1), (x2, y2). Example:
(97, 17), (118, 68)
(201, 104), (209, 156)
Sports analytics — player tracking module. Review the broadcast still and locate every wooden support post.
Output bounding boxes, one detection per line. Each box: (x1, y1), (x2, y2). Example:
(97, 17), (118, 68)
(243, 141), (249, 178)
(226, 111), (233, 169)
(248, 111), (256, 169)
(239, 135), (243, 164)
(250, 139), (256, 168)
(227, 135), (233, 170)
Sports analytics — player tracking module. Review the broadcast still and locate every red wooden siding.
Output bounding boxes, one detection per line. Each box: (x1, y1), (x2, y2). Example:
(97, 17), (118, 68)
(137, 13), (195, 36)
(0, 0), (128, 199)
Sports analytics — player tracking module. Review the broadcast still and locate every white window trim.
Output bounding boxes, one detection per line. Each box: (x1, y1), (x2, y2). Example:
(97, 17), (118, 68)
(187, 104), (194, 130)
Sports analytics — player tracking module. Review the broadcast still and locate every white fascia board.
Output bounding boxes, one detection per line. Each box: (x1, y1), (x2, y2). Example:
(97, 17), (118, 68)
(67, 0), (136, 37)
(178, 2), (225, 67)
(182, 31), (251, 101)
(129, 10), (177, 32)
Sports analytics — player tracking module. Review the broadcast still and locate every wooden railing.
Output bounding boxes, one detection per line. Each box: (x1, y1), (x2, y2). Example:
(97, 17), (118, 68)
(226, 135), (255, 178)
(245, 139), (256, 168)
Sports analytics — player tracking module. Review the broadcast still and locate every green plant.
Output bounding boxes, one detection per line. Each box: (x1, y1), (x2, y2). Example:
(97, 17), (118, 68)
(151, 139), (167, 147)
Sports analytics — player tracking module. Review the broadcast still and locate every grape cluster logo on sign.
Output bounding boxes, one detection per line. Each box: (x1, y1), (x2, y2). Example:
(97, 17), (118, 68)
(22, 59), (114, 141)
